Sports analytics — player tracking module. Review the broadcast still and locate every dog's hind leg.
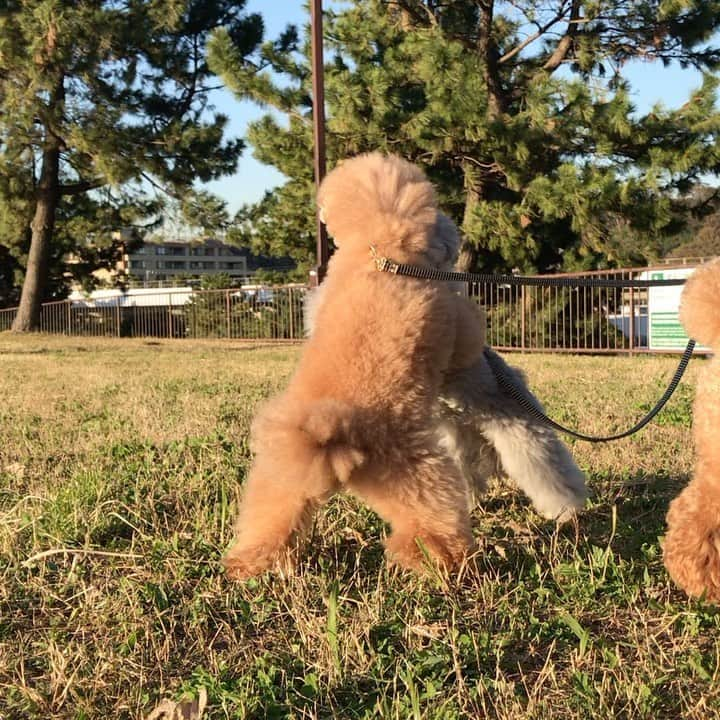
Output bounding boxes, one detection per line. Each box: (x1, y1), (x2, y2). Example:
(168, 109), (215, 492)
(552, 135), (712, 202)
(347, 453), (474, 572)
(224, 397), (367, 580)
(224, 434), (338, 580)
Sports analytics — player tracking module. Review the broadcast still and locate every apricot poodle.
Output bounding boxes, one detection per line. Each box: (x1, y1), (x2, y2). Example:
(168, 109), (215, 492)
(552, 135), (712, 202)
(664, 258), (720, 602)
(305, 213), (587, 524)
(224, 153), (488, 578)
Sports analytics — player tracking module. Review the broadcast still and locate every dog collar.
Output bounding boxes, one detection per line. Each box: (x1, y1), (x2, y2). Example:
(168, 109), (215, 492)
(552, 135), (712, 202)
(369, 244), (399, 274)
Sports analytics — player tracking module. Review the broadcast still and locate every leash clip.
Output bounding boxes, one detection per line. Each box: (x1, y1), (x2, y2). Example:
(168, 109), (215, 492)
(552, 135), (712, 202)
(369, 244), (399, 274)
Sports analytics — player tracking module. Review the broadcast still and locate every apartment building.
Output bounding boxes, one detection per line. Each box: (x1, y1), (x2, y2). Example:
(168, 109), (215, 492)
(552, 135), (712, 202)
(124, 239), (252, 284)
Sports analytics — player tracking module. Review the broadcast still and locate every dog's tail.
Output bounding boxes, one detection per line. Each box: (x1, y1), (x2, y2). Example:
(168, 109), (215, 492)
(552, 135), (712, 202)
(300, 399), (367, 483)
(252, 397), (366, 492)
(681, 258), (720, 349)
(317, 152), (438, 262)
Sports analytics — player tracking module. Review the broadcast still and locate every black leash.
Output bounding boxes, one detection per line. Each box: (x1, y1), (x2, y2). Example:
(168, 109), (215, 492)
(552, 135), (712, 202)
(370, 246), (687, 288)
(483, 341), (696, 442)
(369, 246), (697, 442)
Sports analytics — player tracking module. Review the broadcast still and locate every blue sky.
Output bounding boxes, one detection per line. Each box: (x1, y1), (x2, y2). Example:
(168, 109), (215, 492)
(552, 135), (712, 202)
(203, 1), (709, 215)
(201, 1), (308, 214)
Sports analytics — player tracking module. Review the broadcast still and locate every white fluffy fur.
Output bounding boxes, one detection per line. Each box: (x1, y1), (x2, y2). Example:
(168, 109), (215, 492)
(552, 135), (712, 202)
(440, 353), (587, 520)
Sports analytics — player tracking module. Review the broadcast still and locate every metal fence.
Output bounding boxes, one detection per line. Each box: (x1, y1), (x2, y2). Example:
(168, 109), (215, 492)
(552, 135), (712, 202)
(0, 265), (706, 353)
(0, 285), (308, 341)
(469, 268), (645, 353)
(469, 264), (698, 353)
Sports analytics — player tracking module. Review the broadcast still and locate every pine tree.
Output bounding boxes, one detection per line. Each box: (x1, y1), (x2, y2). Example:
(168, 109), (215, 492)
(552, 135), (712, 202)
(0, 0), (263, 329)
(209, 0), (720, 274)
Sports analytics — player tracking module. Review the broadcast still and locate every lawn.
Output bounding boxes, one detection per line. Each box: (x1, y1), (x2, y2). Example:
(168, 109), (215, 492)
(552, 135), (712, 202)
(0, 334), (717, 719)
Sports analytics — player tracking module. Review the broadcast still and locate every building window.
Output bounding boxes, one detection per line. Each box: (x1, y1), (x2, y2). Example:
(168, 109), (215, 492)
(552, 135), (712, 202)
(189, 246), (216, 257)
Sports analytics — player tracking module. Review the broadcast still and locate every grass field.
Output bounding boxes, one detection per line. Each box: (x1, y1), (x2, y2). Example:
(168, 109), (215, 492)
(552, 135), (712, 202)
(1, 334), (718, 719)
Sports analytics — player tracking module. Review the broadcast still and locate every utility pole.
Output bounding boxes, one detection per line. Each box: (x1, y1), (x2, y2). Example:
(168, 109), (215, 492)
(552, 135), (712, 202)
(309, 0), (329, 287)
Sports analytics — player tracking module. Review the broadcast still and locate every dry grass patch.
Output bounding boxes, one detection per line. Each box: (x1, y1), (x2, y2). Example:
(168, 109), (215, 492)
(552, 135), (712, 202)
(1, 334), (717, 719)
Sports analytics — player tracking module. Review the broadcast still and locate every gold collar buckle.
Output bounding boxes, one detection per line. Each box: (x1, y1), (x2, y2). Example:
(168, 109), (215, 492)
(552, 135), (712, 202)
(369, 244), (399, 274)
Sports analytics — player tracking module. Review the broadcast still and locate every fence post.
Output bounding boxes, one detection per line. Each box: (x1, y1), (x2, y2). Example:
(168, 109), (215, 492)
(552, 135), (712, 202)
(66, 300), (71, 335)
(520, 284), (526, 351)
(288, 287), (295, 340)
(629, 285), (635, 355)
(226, 289), (231, 338)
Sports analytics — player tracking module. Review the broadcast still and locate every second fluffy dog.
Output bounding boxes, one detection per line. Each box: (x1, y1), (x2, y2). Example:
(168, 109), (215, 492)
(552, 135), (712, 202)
(664, 258), (720, 602)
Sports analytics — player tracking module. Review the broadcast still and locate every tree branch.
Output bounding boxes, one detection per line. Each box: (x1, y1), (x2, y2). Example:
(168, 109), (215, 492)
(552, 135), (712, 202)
(59, 179), (106, 196)
(140, 171), (179, 199)
(543, 0), (582, 72)
(385, 0), (437, 28)
(499, 1), (571, 65)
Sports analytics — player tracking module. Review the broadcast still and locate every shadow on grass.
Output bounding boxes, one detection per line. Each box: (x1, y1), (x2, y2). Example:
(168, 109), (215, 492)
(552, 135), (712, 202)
(580, 470), (690, 560)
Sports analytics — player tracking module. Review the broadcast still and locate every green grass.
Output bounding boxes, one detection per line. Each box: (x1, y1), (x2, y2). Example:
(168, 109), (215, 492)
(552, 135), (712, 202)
(1, 334), (718, 719)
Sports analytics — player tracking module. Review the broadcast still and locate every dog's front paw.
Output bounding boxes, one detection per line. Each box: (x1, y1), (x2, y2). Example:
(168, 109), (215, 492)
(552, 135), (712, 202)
(530, 474), (588, 523)
(664, 528), (720, 602)
(538, 492), (587, 523)
(664, 490), (720, 603)
(385, 531), (472, 573)
(222, 542), (296, 581)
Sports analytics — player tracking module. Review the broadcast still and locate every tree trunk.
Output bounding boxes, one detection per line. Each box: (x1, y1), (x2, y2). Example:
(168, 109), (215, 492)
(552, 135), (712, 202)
(455, 0), (505, 273)
(11, 145), (61, 332)
(477, 0), (506, 118)
(456, 162), (481, 272)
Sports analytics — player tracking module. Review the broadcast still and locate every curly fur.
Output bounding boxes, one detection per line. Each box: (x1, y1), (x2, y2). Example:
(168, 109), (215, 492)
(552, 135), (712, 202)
(664, 258), (720, 602)
(224, 153), (488, 579)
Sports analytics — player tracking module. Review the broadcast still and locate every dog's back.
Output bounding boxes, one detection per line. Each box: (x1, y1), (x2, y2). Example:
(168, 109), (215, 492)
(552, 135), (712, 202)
(290, 153), (461, 421)
(265, 154), (464, 485)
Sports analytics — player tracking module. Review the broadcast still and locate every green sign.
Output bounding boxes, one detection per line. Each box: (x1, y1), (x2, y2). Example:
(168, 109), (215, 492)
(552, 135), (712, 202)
(646, 267), (705, 351)
(649, 311), (688, 348)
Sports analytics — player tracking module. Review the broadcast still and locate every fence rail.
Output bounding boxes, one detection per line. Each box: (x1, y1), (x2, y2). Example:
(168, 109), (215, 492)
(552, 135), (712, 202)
(0, 265), (707, 353)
